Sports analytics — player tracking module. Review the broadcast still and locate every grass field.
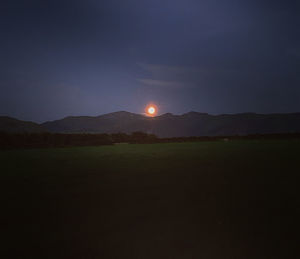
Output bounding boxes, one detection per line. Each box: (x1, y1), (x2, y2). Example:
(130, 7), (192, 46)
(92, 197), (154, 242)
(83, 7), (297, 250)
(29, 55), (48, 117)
(1, 140), (299, 258)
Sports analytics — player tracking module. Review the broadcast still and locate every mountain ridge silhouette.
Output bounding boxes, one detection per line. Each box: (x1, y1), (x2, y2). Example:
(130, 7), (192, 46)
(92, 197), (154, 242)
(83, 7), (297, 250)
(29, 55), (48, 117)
(1, 111), (300, 137)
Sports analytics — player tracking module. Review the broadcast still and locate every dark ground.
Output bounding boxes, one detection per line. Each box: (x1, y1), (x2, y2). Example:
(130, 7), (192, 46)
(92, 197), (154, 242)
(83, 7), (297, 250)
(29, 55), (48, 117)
(1, 140), (299, 258)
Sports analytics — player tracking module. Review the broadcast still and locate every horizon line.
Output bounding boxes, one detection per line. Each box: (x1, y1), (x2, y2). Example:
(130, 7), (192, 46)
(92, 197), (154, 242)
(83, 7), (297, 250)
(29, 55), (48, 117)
(1, 110), (300, 124)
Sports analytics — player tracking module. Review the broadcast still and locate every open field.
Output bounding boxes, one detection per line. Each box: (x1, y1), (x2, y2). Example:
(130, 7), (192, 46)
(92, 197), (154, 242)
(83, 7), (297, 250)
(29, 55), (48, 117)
(1, 140), (299, 258)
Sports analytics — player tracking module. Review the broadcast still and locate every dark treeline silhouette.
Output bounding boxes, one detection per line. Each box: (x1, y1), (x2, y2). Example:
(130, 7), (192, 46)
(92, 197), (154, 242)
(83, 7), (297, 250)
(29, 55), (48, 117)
(159, 133), (300, 142)
(0, 131), (300, 149)
(0, 132), (157, 149)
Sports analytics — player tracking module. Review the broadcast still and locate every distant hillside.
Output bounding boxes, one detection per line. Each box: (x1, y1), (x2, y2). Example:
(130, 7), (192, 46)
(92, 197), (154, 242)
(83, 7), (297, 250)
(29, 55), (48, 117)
(42, 111), (149, 133)
(41, 111), (300, 137)
(0, 116), (46, 133)
(2, 112), (300, 137)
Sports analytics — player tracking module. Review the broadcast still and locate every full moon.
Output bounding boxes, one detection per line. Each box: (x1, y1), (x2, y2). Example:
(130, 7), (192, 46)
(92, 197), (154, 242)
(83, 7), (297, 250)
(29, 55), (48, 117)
(148, 107), (155, 114)
(145, 104), (157, 116)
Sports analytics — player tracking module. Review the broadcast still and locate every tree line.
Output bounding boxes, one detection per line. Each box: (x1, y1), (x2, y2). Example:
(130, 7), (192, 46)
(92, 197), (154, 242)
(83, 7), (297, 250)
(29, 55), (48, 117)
(0, 131), (299, 149)
(0, 132), (157, 149)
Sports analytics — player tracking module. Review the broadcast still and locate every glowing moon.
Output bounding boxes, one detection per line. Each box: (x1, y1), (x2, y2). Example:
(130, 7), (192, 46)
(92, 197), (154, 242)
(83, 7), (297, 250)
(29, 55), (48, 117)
(148, 107), (155, 115)
(145, 104), (157, 116)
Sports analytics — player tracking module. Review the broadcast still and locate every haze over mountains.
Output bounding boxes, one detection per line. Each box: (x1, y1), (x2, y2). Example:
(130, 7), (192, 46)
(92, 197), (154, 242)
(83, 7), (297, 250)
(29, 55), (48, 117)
(1, 111), (300, 137)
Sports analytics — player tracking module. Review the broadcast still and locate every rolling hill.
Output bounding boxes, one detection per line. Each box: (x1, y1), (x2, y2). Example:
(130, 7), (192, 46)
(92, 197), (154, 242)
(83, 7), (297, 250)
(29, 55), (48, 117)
(41, 111), (300, 137)
(2, 111), (300, 137)
(0, 116), (46, 133)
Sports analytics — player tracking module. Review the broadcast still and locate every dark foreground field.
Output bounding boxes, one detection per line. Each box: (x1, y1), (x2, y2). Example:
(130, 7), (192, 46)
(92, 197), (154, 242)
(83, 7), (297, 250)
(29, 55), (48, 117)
(1, 140), (299, 258)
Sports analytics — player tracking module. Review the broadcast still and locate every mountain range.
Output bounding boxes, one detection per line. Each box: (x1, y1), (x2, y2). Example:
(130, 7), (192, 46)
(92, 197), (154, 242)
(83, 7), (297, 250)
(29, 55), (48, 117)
(1, 111), (300, 137)
(0, 116), (45, 133)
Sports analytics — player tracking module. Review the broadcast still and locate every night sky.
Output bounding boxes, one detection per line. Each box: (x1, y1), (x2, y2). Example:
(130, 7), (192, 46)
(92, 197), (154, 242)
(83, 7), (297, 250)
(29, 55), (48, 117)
(0, 0), (299, 122)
